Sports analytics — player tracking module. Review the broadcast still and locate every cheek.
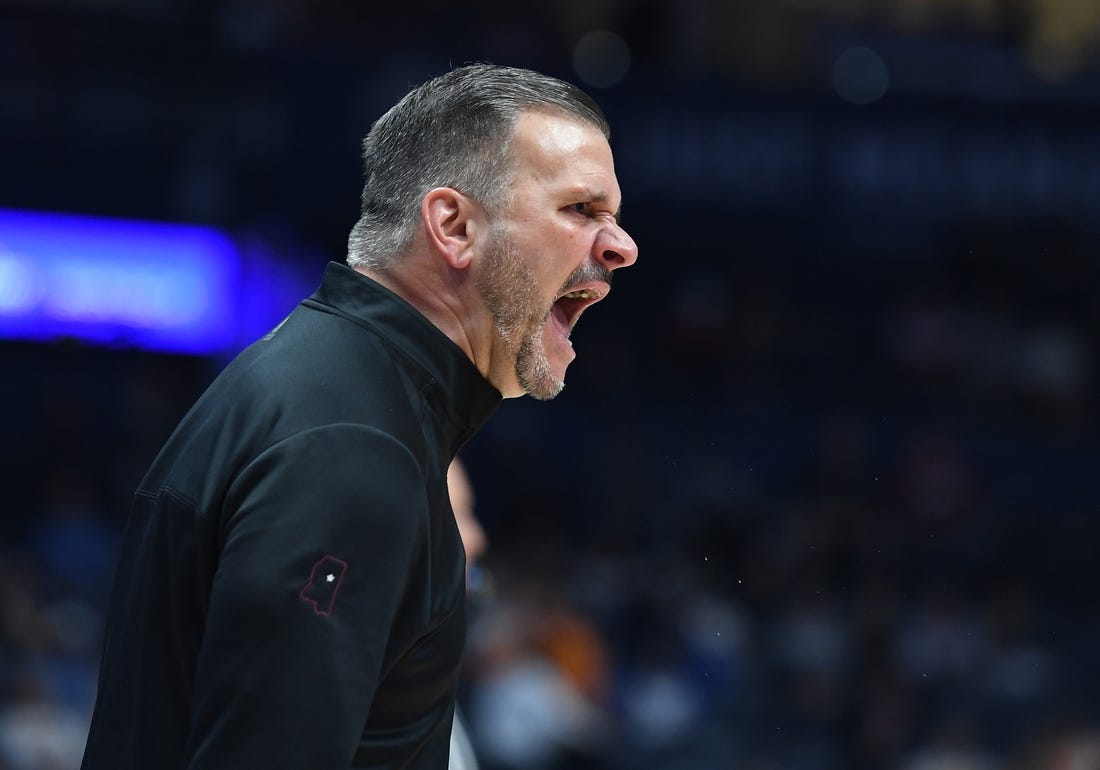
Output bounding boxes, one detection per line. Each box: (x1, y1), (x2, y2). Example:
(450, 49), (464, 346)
(552, 229), (589, 269)
(524, 223), (589, 294)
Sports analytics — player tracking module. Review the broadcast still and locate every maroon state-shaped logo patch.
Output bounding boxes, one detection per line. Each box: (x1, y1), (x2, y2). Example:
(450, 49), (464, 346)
(299, 555), (348, 616)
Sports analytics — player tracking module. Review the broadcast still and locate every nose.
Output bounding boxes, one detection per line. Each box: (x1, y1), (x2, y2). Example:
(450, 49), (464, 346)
(593, 221), (638, 270)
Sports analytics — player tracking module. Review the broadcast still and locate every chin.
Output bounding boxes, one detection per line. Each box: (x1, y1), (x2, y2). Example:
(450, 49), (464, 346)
(511, 324), (570, 400)
(525, 382), (565, 401)
(517, 361), (566, 401)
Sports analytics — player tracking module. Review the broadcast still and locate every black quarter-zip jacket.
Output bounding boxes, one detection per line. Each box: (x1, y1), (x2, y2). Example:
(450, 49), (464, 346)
(82, 262), (501, 769)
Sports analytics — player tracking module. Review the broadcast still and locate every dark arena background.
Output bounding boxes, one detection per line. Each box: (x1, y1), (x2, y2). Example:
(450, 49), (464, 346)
(2, 2), (1099, 768)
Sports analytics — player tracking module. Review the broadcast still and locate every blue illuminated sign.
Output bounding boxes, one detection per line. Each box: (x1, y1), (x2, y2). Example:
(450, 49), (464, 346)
(0, 208), (242, 354)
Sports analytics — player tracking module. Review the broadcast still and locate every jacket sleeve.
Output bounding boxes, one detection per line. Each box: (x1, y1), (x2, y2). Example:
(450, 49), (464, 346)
(184, 423), (428, 769)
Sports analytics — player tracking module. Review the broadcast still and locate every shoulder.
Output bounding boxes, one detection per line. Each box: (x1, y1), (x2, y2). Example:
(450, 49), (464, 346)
(230, 423), (425, 510)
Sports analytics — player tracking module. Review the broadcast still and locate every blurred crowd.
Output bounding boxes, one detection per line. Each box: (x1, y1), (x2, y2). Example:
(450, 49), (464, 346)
(2, 219), (1097, 769)
(3, 0), (1100, 768)
(450, 223), (1099, 769)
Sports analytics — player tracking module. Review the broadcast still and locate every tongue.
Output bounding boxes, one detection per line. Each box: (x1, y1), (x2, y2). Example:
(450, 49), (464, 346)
(543, 301), (576, 371)
(550, 302), (570, 339)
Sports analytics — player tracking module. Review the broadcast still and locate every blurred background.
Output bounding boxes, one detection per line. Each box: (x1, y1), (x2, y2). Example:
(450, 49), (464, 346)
(2, 1), (1099, 768)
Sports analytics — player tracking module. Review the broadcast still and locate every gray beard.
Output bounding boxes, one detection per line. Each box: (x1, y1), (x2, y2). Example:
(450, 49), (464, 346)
(475, 232), (564, 400)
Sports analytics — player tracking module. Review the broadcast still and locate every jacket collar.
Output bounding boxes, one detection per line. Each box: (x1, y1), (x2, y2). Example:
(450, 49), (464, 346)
(309, 262), (502, 444)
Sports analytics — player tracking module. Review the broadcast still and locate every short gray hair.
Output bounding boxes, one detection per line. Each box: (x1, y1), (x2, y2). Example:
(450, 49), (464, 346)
(347, 64), (610, 270)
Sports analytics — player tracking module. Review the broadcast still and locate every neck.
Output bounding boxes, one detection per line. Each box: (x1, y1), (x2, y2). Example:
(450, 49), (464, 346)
(353, 263), (510, 392)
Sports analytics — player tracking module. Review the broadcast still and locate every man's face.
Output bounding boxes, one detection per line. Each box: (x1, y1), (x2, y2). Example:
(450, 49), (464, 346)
(475, 110), (638, 400)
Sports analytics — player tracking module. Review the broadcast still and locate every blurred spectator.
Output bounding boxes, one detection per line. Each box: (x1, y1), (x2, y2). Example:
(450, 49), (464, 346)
(1008, 721), (1100, 770)
(466, 594), (613, 770)
(901, 714), (999, 770)
(0, 556), (95, 770)
(0, 675), (89, 770)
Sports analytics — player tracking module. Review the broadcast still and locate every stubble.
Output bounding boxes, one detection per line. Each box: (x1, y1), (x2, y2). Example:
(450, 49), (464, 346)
(475, 229), (564, 401)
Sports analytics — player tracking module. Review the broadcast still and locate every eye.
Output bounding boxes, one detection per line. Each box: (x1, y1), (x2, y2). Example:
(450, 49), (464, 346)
(567, 201), (619, 224)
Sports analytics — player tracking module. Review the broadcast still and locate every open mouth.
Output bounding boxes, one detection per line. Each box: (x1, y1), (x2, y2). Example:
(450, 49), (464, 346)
(551, 285), (608, 333)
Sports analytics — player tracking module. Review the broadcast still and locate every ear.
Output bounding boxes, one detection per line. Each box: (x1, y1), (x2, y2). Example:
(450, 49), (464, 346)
(421, 187), (484, 270)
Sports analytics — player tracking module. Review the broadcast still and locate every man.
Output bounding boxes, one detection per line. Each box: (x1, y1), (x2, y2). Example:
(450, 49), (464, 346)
(446, 457), (487, 573)
(446, 457), (485, 770)
(81, 63), (637, 769)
